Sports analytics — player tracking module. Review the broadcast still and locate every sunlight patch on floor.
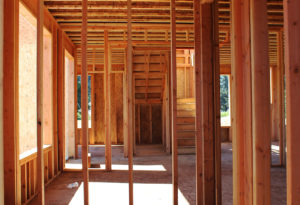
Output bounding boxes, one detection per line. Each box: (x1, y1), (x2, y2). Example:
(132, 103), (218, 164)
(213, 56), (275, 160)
(272, 145), (280, 154)
(65, 164), (167, 171)
(69, 182), (189, 205)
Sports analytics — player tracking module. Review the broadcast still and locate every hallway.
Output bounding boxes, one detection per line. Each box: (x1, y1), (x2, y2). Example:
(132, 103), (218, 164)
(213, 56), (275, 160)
(30, 144), (286, 205)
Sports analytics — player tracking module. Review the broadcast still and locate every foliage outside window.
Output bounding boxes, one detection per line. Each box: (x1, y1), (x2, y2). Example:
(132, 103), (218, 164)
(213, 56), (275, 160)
(220, 75), (231, 126)
(77, 75), (92, 128)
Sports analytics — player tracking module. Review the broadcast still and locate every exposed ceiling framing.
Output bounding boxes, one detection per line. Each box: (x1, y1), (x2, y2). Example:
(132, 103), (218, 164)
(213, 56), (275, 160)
(44, 0), (283, 65)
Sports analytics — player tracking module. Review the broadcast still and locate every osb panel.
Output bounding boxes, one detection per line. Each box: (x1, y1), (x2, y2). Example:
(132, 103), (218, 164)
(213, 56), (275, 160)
(186, 67), (195, 98)
(114, 74), (124, 144)
(138, 104), (163, 144)
(151, 104), (162, 144)
(111, 73), (124, 144)
(90, 73), (124, 145)
(19, 5), (38, 155)
(94, 74), (105, 144)
(111, 75), (117, 144)
(176, 49), (195, 99)
(43, 29), (53, 146)
(64, 52), (75, 158)
(135, 104), (140, 144)
(140, 104), (151, 144)
(176, 67), (185, 98)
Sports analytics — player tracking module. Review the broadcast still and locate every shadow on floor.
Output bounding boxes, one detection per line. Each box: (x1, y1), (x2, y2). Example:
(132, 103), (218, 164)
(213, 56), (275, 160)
(29, 143), (286, 205)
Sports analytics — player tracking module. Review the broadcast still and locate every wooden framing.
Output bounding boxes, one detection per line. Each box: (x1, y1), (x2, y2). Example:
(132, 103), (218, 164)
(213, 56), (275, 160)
(3, 0), (21, 203)
(3, 0), (74, 203)
(37, 0), (45, 204)
(166, 52), (171, 153)
(123, 47), (129, 158)
(271, 63), (284, 166)
(283, 0), (300, 203)
(250, 0), (271, 204)
(2, 0), (295, 204)
(231, 0), (271, 204)
(212, 2), (222, 204)
(74, 47), (79, 159)
(277, 30), (286, 167)
(170, 0), (178, 204)
(81, 0), (89, 204)
(271, 31), (285, 167)
(231, 0), (253, 204)
(52, 24), (59, 176)
(57, 29), (65, 171)
(201, 2), (221, 204)
(127, 0), (134, 204)
(3, 0), (76, 203)
(104, 30), (112, 171)
(193, 0), (203, 204)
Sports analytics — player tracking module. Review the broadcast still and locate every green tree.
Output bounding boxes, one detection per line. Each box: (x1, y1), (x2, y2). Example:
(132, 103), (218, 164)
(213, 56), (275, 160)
(77, 76), (91, 120)
(220, 75), (229, 112)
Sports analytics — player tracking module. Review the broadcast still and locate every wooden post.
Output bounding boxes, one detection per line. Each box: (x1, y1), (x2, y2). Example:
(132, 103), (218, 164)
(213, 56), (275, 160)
(90, 74), (95, 144)
(212, 2), (222, 204)
(231, 0), (253, 204)
(250, 0), (271, 204)
(200, 2), (220, 204)
(193, 0), (203, 204)
(52, 24), (59, 175)
(165, 52), (171, 153)
(283, 0), (300, 203)
(81, 0), (89, 204)
(123, 47), (128, 158)
(74, 47), (79, 159)
(127, 0), (134, 204)
(271, 63), (284, 167)
(3, 0), (21, 203)
(57, 29), (65, 171)
(104, 30), (112, 171)
(232, 0), (271, 204)
(170, 0), (178, 204)
(37, 0), (45, 204)
(276, 31), (285, 167)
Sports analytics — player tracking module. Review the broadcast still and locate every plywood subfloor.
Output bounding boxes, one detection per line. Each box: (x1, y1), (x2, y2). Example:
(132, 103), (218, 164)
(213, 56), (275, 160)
(30, 143), (286, 205)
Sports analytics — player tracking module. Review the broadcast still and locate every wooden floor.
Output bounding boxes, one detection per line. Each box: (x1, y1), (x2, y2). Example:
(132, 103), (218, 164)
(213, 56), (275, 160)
(29, 143), (286, 205)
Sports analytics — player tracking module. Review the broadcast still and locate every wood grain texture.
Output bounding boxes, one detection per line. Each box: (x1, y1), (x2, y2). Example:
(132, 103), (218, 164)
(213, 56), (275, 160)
(94, 74), (105, 144)
(231, 0), (253, 204)
(57, 29), (65, 171)
(193, 0), (203, 204)
(37, 0), (45, 204)
(277, 31), (285, 167)
(127, 0), (134, 204)
(81, 0), (89, 204)
(104, 30), (112, 171)
(52, 25), (59, 174)
(250, 0), (271, 204)
(3, 0), (21, 203)
(283, 0), (300, 203)
(171, 0), (178, 204)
